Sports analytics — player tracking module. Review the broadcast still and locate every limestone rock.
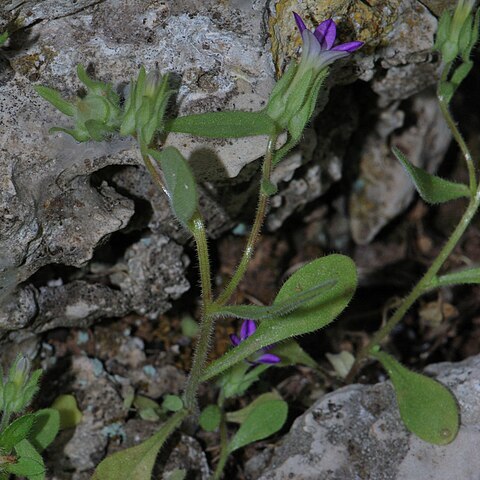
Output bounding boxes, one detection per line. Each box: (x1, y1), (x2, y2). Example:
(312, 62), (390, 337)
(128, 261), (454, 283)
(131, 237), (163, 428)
(246, 354), (480, 480)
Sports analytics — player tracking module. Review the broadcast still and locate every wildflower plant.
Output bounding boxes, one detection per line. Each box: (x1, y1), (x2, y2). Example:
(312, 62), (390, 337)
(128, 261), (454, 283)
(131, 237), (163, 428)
(0, 356), (60, 480)
(33, 3), (479, 477)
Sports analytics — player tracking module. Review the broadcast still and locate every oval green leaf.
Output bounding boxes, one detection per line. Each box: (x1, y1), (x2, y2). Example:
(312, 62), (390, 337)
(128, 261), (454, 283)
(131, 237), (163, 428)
(199, 405), (222, 432)
(226, 392), (281, 424)
(227, 399), (288, 453)
(165, 111), (278, 138)
(202, 254), (356, 381)
(392, 147), (470, 204)
(148, 147), (198, 227)
(374, 350), (459, 445)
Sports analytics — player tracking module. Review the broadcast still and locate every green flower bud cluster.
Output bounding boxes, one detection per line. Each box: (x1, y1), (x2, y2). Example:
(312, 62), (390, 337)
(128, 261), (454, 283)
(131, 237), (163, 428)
(435, 0), (479, 104)
(120, 67), (174, 149)
(435, 0), (479, 63)
(0, 356), (41, 416)
(35, 65), (173, 146)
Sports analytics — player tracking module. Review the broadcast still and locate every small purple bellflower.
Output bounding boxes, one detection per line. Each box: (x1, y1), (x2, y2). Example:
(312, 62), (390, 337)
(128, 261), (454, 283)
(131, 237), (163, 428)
(230, 319), (280, 364)
(293, 12), (363, 72)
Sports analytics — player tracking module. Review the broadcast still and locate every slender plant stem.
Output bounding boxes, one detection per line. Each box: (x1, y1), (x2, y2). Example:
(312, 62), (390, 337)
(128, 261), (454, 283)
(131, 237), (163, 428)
(216, 134), (278, 306)
(212, 397), (229, 480)
(437, 65), (477, 194)
(184, 213), (214, 411)
(346, 189), (480, 383)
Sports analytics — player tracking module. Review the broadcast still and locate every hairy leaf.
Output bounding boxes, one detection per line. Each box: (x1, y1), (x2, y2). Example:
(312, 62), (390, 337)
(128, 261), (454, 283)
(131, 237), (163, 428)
(8, 439), (45, 479)
(92, 410), (188, 480)
(165, 111), (278, 138)
(430, 267), (480, 289)
(202, 254), (356, 381)
(392, 147), (470, 203)
(148, 147), (198, 227)
(212, 279), (335, 321)
(34, 86), (76, 117)
(228, 400), (288, 453)
(374, 350), (459, 445)
(0, 414), (35, 452)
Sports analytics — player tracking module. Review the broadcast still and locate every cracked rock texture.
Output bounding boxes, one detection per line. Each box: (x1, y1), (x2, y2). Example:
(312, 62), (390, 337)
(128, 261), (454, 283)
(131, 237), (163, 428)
(245, 354), (480, 480)
(0, 0), (453, 337)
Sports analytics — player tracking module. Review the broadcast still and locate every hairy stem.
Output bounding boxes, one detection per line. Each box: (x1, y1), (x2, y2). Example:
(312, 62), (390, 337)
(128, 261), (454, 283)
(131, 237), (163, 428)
(216, 134), (278, 306)
(438, 65), (477, 194)
(183, 213), (214, 411)
(346, 189), (480, 383)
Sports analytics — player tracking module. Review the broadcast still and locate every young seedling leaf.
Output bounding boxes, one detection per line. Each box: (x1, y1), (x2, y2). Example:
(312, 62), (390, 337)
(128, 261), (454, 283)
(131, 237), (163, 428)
(148, 147), (198, 227)
(165, 111), (278, 138)
(162, 395), (183, 412)
(51, 394), (83, 429)
(373, 350), (459, 445)
(199, 405), (222, 432)
(430, 267), (480, 289)
(269, 339), (318, 369)
(325, 351), (355, 379)
(226, 392), (281, 424)
(8, 439), (45, 479)
(227, 399), (288, 453)
(0, 414), (35, 452)
(28, 409), (60, 452)
(92, 410), (188, 480)
(202, 254), (356, 381)
(34, 86), (76, 117)
(392, 147), (470, 203)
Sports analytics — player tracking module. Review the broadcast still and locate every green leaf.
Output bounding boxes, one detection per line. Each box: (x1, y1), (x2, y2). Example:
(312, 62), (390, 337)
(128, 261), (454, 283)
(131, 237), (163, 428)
(133, 395), (162, 422)
(8, 439), (45, 479)
(49, 126), (90, 142)
(429, 267), (480, 289)
(451, 61), (473, 91)
(148, 147), (198, 227)
(202, 254), (356, 381)
(165, 111), (278, 138)
(28, 409), (60, 452)
(373, 350), (459, 445)
(227, 399), (288, 453)
(0, 414), (35, 452)
(92, 409), (188, 480)
(165, 469), (187, 480)
(34, 86), (76, 117)
(212, 279), (336, 321)
(199, 405), (221, 432)
(0, 31), (8, 46)
(162, 395), (183, 413)
(51, 394), (83, 429)
(392, 146), (470, 203)
(226, 392), (281, 424)
(270, 339), (318, 369)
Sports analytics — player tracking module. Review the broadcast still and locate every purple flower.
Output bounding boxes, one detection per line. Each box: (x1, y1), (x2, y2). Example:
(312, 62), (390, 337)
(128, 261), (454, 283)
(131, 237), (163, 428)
(230, 320), (280, 364)
(293, 12), (363, 72)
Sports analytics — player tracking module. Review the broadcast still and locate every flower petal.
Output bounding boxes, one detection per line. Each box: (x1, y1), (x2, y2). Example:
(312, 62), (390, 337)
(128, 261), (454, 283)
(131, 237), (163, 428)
(240, 319), (256, 340)
(293, 12), (307, 34)
(300, 29), (322, 67)
(314, 19), (336, 50)
(230, 334), (241, 346)
(257, 353), (281, 364)
(332, 41), (364, 52)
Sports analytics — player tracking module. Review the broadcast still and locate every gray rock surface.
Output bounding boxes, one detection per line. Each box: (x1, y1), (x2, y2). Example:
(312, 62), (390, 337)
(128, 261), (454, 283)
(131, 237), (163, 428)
(245, 354), (480, 480)
(0, 0), (452, 337)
